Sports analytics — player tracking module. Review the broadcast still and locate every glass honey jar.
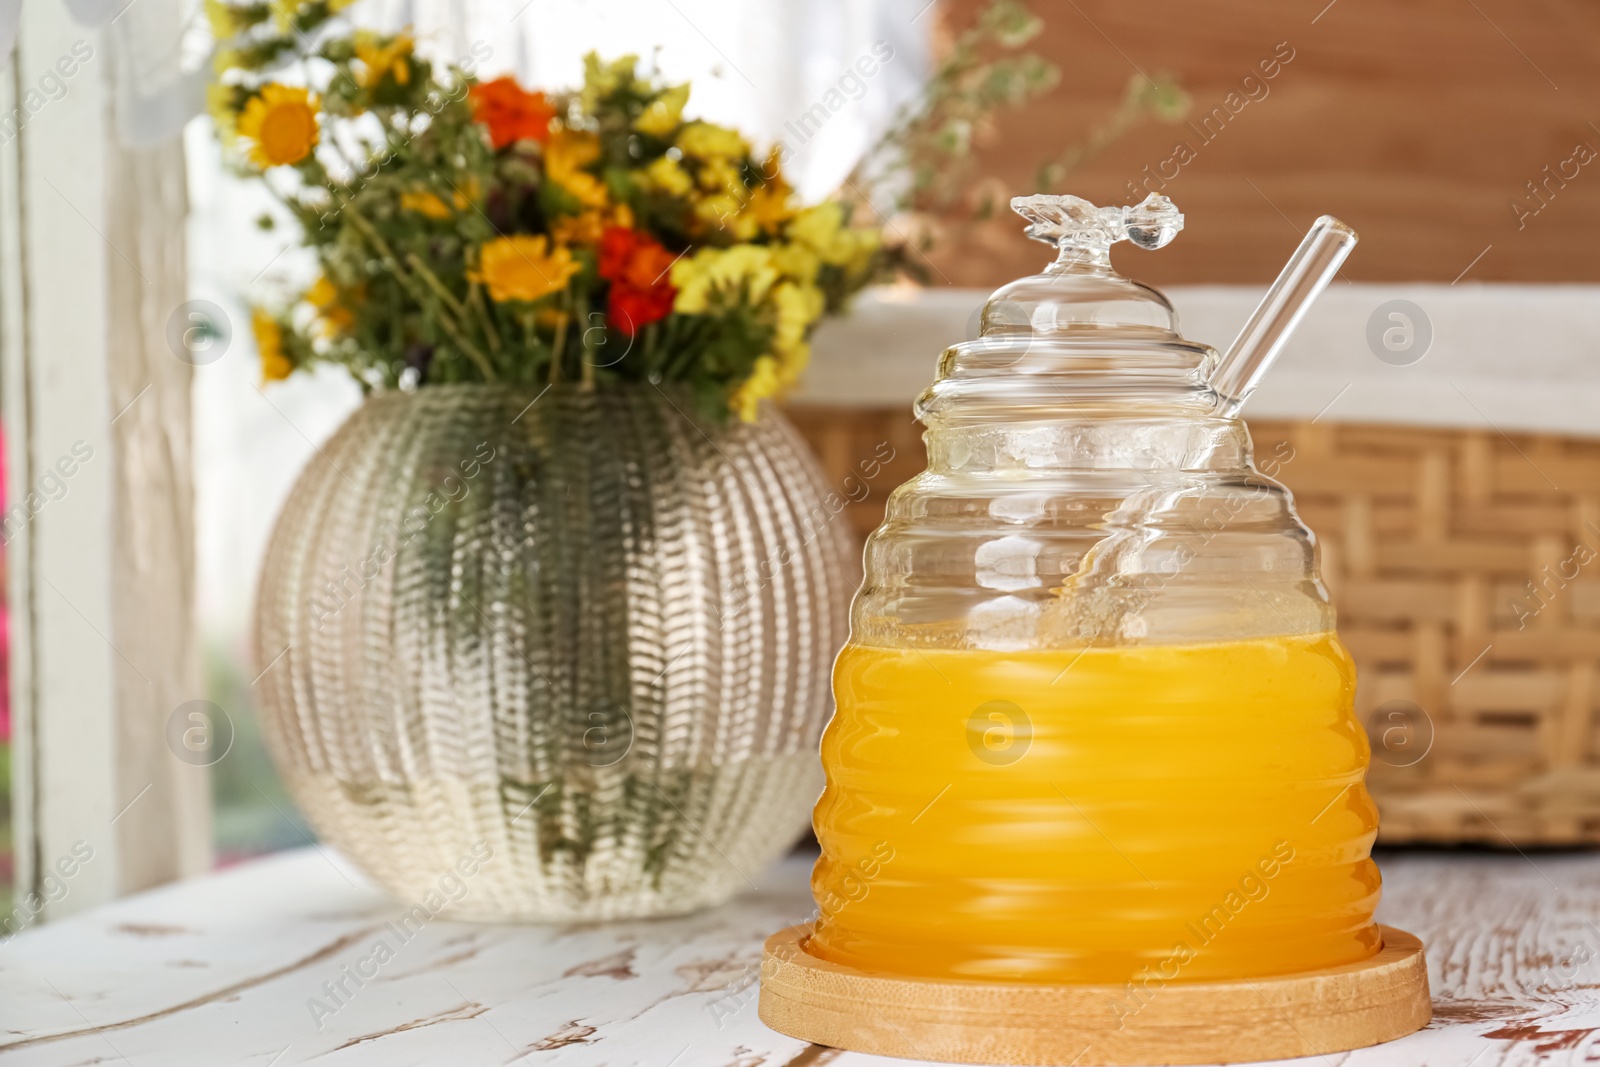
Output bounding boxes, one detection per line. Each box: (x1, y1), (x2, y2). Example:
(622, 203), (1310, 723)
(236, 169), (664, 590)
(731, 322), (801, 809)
(761, 194), (1431, 1066)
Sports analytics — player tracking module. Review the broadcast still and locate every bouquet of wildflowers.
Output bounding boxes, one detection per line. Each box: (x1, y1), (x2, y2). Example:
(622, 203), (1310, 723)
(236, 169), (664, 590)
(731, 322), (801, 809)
(208, 1), (1183, 420)
(208, 3), (884, 420)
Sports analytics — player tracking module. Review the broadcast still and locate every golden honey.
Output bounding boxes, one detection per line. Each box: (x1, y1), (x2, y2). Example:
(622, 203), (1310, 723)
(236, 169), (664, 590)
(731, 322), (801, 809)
(809, 633), (1382, 985)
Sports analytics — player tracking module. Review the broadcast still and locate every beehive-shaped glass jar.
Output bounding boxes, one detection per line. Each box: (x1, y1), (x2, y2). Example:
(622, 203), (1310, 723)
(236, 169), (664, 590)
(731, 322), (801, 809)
(809, 195), (1377, 985)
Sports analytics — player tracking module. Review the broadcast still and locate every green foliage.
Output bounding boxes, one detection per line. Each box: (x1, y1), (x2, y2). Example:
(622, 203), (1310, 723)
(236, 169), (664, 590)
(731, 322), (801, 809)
(849, 0), (1188, 220)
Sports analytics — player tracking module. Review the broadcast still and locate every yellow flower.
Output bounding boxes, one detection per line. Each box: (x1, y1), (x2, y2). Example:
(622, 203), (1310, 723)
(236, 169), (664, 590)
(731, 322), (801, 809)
(771, 281), (824, 388)
(775, 340), (810, 388)
(638, 155), (692, 198)
(305, 276), (337, 307)
(252, 309), (292, 382)
(237, 84), (319, 168)
(580, 51), (647, 110)
(745, 185), (793, 232)
(551, 202), (634, 246)
(745, 152), (795, 232)
(537, 307), (572, 330)
(693, 194), (758, 240)
(268, 0), (300, 31)
(677, 121), (747, 161)
(729, 356), (781, 423)
(671, 245), (778, 313)
(474, 235), (580, 303)
(771, 241), (820, 284)
(305, 276), (355, 336)
(772, 281), (824, 354)
(206, 83), (241, 140)
(399, 191), (452, 219)
(787, 202), (846, 262)
(635, 83), (689, 138)
(354, 30), (414, 89)
(212, 47), (244, 77)
(204, 0), (246, 40)
(696, 156), (744, 196)
(544, 128), (609, 209)
(788, 201), (879, 268)
(633, 84), (691, 139)
(399, 178), (477, 220)
(327, 0), (358, 9)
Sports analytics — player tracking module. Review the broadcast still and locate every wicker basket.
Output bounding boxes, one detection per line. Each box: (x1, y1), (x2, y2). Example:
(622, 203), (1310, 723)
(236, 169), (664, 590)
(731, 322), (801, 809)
(787, 405), (1600, 847)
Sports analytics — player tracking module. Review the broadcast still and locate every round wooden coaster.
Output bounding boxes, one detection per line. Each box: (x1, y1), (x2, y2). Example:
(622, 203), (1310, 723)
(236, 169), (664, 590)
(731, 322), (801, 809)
(758, 924), (1430, 1066)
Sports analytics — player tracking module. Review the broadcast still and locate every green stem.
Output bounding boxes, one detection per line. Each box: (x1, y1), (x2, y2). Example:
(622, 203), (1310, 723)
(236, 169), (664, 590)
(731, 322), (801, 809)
(549, 301), (569, 386)
(344, 205), (498, 381)
(468, 281), (503, 354)
(642, 320), (659, 375)
(576, 292), (595, 391)
(662, 316), (706, 381)
(405, 252), (469, 321)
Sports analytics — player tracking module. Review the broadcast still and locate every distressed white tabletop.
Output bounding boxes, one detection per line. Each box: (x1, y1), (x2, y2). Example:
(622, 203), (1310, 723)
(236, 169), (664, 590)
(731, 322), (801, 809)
(1, 846), (1596, 1066)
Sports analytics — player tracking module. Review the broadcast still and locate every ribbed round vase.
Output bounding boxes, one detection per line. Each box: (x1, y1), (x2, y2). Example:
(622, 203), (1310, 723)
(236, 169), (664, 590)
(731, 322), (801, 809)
(254, 384), (852, 920)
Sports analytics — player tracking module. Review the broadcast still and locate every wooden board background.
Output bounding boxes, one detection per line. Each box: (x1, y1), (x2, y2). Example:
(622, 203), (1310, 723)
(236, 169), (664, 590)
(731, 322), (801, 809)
(924, 0), (1600, 286)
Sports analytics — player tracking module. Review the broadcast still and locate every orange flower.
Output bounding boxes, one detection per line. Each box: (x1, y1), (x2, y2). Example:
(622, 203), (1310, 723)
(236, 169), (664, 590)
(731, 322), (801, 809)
(473, 235), (579, 303)
(608, 282), (674, 337)
(469, 77), (555, 149)
(597, 227), (677, 336)
(598, 227), (676, 290)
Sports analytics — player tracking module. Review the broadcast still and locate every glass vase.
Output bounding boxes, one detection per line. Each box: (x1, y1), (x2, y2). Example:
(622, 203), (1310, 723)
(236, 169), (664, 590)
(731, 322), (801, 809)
(254, 383), (852, 920)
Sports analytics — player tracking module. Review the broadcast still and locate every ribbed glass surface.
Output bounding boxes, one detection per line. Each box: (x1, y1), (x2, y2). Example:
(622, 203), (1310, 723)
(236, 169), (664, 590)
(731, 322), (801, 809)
(255, 385), (851, 920)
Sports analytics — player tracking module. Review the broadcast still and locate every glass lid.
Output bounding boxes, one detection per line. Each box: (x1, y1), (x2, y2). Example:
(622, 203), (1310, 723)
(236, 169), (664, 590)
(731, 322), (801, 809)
(991, 192), (1186, 337)
(918, 193), (1219, 425)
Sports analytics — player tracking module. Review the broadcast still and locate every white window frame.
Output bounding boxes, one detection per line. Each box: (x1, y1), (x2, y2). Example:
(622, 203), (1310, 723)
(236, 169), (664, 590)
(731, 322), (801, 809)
(1, 0), (205, 925)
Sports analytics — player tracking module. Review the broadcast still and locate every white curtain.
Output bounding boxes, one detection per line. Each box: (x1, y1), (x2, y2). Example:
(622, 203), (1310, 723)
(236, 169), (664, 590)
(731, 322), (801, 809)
(4, 1), (931, 184)
(352, 0), (929, 199)
(0, 0), (19, 72)
(51, 0), (208, 147)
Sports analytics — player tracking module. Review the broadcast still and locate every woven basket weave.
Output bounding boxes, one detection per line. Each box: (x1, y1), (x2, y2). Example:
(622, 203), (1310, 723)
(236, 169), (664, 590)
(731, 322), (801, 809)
(787, 405), (1600, 847)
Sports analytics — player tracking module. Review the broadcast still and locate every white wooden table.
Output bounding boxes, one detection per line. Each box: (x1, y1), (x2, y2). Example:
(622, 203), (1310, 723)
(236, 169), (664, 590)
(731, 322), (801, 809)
(1, 847), (1595, 1066)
